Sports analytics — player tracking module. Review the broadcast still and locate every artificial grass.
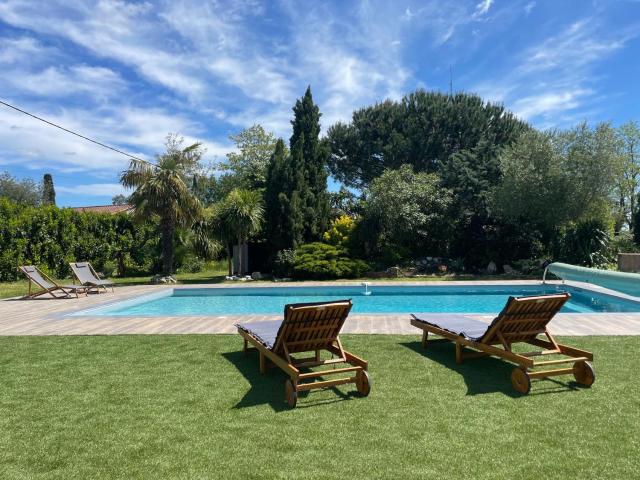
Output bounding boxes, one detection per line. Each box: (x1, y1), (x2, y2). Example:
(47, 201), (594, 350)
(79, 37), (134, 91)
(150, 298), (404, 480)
(0, 335), (638, 479)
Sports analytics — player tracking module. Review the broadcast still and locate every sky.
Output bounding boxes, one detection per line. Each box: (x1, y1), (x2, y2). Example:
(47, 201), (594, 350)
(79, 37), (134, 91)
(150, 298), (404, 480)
(0, 0), (639, 207)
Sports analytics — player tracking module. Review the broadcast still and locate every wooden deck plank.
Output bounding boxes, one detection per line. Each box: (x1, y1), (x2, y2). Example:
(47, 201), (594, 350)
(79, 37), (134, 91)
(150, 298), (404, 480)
(1, 282), (640, 336)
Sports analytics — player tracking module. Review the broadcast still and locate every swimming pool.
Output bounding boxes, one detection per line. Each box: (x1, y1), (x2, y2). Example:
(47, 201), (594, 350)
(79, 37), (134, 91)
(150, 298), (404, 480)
(72, 284), (640, 316)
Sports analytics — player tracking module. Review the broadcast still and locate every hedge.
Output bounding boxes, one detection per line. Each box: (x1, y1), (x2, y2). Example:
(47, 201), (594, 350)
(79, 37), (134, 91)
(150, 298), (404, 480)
(0, 198), (157, 281)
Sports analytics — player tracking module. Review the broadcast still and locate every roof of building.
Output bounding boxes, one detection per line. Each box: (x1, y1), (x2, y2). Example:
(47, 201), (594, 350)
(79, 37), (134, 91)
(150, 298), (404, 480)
(70, 204), (134, 215)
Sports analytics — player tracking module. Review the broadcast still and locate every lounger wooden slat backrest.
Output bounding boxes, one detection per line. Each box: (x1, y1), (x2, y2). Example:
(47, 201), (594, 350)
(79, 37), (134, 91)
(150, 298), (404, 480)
(19, 265), (56, 290)
(272, 300), (352, 354)
(480, 293), (570, 345)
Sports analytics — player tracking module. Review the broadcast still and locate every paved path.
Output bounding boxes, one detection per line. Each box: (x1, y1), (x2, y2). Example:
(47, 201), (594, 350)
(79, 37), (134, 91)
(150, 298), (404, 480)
(2, 281), (640, 336)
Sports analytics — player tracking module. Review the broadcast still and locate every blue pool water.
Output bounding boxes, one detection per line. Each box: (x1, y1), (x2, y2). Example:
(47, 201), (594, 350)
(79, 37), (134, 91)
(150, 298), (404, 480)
(73, 284), (640, 316)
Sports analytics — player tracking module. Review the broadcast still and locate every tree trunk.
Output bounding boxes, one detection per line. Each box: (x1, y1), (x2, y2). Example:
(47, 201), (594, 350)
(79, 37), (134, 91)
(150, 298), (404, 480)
(227, 244), (233, 276)
(116, 252), (125, 277)
(161, 220), (175, 276)
(237, 237), (243, 275)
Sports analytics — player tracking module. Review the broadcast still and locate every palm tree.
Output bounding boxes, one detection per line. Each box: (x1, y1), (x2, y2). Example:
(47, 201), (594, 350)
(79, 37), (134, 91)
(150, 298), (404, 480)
(206, 201), (235, 276)
(210, 189), (264, 275)
(121, 135), (204, 275)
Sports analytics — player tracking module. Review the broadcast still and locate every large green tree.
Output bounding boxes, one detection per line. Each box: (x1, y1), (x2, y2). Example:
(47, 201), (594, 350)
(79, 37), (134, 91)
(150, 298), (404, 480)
(612, 121), (640, 231)
(219, 124), (278, 190)
(121, 135), (204, 275)
(493, 123), (619, 239)
(356, 164), (453, 262)
(326, 90), (527, 188)
(0, 171), (41, 206)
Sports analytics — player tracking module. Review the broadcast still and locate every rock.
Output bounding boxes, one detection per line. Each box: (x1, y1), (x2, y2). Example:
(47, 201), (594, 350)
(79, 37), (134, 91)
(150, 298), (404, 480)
(251, 271), (262, 280)
(151, 274), (177, 284)
(486, 261), (497, 274)
(386, 266), (401, 277)
(503, 264), (517, 275)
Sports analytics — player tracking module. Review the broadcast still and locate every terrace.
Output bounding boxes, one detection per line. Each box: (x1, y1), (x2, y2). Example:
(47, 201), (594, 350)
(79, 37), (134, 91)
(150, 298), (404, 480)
(3, 280), (640, 336)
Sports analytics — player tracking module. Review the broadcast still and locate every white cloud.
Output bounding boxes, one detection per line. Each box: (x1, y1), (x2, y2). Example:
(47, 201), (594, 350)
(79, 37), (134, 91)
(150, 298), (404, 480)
(474, 0), (494, 17)
(2, 65), (125, 98)
(0, 36), (49, 63)
(0, 103), (232, 175)
(471, 17), (639, 123)
(513, 89), (593, 119)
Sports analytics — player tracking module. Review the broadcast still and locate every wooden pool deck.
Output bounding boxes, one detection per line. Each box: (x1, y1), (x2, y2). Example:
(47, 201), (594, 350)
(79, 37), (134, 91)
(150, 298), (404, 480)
(1, 281), (640, 336)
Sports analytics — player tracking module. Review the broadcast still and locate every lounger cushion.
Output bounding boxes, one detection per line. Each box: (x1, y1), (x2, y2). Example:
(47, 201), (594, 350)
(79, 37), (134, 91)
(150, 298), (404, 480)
(236, 320), (283, 350)
(412, 314), (490, 341)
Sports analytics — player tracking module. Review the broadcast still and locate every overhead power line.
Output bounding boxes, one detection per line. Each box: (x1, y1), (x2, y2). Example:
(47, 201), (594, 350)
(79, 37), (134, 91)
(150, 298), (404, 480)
(0, 99), (155, 166)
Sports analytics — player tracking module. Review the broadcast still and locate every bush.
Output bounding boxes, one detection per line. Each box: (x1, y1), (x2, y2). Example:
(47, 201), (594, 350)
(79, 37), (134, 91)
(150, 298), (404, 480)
(101, 261), (116, 278)
(557, 219), (612, 267)
(177, 255), (205, 274)
(323, 215), (355, 249)
(610, 231), (640, 254)
(273, 249), (296, 277)
(292, 243), (369, 279)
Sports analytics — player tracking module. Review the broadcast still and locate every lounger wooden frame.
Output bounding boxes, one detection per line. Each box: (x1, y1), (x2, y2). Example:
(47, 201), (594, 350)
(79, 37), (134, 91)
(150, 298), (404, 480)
(238, 300), (370, 407)
(410, 293), (595, 394)
(18, 265), (87, 299)
(70, 262), (115, 293)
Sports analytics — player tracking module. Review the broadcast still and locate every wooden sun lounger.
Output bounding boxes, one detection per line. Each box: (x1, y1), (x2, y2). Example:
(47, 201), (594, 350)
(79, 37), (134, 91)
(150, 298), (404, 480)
(70, 262), (114, 293)
(18, 265), (87, 299)
(236, 299), (370, 408)
(410, 293), (595, 394)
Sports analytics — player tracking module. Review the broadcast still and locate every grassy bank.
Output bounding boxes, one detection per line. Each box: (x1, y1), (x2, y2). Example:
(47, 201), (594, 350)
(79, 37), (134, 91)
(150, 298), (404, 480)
(0, 334), (637, 479)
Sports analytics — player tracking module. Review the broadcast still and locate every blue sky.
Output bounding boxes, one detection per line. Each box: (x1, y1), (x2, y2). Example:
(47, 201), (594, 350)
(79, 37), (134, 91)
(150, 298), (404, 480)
(0, 0), (639, 207)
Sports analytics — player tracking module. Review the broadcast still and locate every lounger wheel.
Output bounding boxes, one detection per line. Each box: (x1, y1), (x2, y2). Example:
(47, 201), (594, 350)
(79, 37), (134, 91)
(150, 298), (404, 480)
(356, 370), (371, 396)
(573, 361), (595, 387)
(285, 379), (298, 408)
(511, 367), (531, 395)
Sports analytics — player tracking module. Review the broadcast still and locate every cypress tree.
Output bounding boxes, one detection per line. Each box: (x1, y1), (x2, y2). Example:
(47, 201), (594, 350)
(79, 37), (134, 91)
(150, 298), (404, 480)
(286, 134), (307, 247)
(265, 139), (293, 250)
(289, 86), (329, 241)
(42, 173), (56, 206)
(264, 87), (330, 254)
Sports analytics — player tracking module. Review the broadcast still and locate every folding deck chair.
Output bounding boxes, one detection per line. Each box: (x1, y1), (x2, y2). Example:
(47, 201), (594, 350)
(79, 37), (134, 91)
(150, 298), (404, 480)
(410, 293), (595, 394)
(18, 265), (87, 299)
(236, 299), (370, 408)
(70, 262), (114, 293)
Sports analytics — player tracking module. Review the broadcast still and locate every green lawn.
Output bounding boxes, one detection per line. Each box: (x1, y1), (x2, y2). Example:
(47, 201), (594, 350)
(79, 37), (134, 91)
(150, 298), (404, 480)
(0, 334), (637, 479)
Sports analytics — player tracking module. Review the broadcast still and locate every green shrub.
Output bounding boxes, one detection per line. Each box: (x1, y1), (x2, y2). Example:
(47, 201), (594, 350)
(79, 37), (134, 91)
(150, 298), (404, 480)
(610, 232), (640, 254)
(177, 255), (205, 274)
(101, 261), (116, 278)
(323, 215), (355, 249)
(273, 249), (295, 277)
(557, 219), (612, 267)
(293, 243), (369, 279)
